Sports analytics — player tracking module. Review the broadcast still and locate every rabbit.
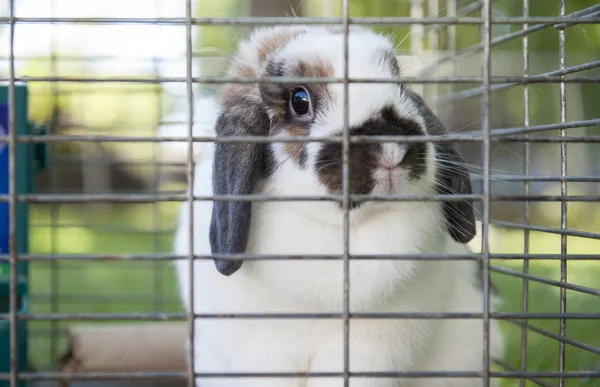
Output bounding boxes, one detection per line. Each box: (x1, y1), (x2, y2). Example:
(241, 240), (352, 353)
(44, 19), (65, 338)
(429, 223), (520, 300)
(173, 25), (505, 387)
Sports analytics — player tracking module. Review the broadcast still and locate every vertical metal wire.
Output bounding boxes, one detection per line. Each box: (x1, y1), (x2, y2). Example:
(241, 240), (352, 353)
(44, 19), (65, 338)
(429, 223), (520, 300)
(481, 0), (492, 386)
(520, 1), (531, 386)
(410, 0), (425, 57)
(8, 0), (18, 385)
(557, 1), (568, 386)
(427, 0), (439, 51)
(447, 0), (458, 213)
(152, 0), (164, 315)
(447, 0), (457, 53)
(185, 0), (196, 385)
(341, 0), (350, 386)
(410, 0), (425, 97)
(427, 0), (439, 113)
(49, 0), (60, 365)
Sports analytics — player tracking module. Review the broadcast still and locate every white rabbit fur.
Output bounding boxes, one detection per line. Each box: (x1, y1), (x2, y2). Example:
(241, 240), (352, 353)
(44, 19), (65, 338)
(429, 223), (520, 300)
(174, 25), (504, 387)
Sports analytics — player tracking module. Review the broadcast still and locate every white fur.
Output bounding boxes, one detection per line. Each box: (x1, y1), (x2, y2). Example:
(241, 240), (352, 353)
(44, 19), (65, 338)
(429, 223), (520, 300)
(174, 26), (504, 387)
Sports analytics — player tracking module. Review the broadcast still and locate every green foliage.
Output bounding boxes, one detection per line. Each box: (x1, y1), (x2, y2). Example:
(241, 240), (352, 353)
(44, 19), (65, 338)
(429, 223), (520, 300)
(27, 202), (183, 368)
(194, 0), (250, 55)
(499, 0), (600, 51)
(491, 229), (600, 387)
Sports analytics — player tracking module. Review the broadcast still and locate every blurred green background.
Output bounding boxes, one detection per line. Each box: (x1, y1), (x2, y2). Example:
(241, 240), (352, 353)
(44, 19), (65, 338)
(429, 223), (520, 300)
(1, 0), (599, 386)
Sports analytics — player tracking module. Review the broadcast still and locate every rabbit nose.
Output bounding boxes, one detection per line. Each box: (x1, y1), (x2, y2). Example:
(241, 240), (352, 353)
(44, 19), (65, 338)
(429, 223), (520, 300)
(378, 143), (406, 169)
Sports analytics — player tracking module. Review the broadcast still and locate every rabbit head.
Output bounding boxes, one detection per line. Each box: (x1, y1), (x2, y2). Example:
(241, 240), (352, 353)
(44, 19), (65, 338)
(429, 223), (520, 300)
(210, 26), (475, 276)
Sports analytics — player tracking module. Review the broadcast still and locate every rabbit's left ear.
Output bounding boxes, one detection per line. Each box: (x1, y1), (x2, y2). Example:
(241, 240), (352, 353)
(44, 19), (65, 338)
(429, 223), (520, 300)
(403, 88), (476, 243)
(209, 98), (271, 276)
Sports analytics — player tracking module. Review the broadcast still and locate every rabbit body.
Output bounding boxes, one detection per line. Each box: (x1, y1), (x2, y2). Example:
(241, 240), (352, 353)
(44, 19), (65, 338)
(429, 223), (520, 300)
(174, 26), (504, 387)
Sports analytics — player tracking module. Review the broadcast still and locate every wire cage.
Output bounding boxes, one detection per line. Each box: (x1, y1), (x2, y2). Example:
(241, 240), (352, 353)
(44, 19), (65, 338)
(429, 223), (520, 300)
(1, 0), (599, 386)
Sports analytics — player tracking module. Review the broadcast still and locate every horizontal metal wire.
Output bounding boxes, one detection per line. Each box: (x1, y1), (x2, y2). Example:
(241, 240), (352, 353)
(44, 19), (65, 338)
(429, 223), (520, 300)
(46, 161), (600, 181)
(53, 119), (600, 139)
(1, 52), (228, 62)
(4, 118), (596, 142)
(492, 135), (600, 143)
(436, 59), (600, 104)
(1, 193), (599, 204)
(507, 320), (600, 356)
(3, 16), (600, 26)
(2, 75), (598, 85)
(491, 221), (600, 240)
(48, 159), (186, 168)
(25, 261), (174, 271)
(3, 253), (599, 262)
(38, 166), (600, 184)
(29, 293), (180, 305)
(471, 175), (600, 183)
(491, 266), (600, 297)
(0, 134), (490, 144)
(0, 370), (597, 381)
(492, 359), (555, 387)
(0, 312), (597, 322)
(30, 224), (174, 236)
(4, 133), (600, 145)
(462, 119), (600, 137)
(554, 4), (600, 29)
(424, 1), (484, 35)
(0, 193), (480, 203)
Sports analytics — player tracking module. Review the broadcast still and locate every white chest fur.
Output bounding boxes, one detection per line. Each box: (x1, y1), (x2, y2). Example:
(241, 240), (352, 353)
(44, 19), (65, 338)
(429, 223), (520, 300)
(173, 154), (504, 387)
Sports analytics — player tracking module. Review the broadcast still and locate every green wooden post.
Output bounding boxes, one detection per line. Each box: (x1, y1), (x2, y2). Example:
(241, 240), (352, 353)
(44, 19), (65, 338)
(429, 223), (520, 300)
(0, 84), (47, 387)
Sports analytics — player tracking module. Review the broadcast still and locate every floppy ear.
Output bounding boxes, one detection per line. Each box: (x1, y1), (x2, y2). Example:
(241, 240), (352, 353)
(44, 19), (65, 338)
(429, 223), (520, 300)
(403, 88), (476, 244)
(209, 99), (271, 276)
(434, 142), (476, 243)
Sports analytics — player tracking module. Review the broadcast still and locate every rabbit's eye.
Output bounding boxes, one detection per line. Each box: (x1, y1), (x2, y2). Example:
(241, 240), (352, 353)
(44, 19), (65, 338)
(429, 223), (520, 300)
(290, 88), (311, 117)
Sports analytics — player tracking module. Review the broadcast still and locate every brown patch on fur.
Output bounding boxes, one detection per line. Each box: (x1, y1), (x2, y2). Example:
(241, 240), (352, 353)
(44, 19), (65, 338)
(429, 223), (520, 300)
(220, 29), (304, 107)
(220, 62), (257, 107)
(257, 29), (306, 63)
(295, 59), (335, 112)
(316, 142), (379, 201)
(282, 124), (308, 163)
(296, 59), (334, 77)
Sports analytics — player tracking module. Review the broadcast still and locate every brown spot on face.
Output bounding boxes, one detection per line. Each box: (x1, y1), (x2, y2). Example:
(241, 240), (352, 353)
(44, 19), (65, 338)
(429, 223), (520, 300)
(220, 28), (306, 108)
(295, 59), (335, 112)
(316, 142), (379, 205)
(315, 106), (427, 208)
(257, 29), (307, 63)
(282, 123), (308, 165)
(232, 63), (255, 78)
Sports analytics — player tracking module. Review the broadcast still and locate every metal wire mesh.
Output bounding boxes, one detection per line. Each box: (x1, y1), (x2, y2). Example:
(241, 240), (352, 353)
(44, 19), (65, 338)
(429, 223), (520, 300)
(1, 0), (599, 386)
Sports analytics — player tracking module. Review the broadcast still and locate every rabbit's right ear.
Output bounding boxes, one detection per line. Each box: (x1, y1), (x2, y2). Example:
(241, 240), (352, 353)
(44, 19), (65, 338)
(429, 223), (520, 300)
(402, 88), (476, 244)
(209, 97), (271, 276)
